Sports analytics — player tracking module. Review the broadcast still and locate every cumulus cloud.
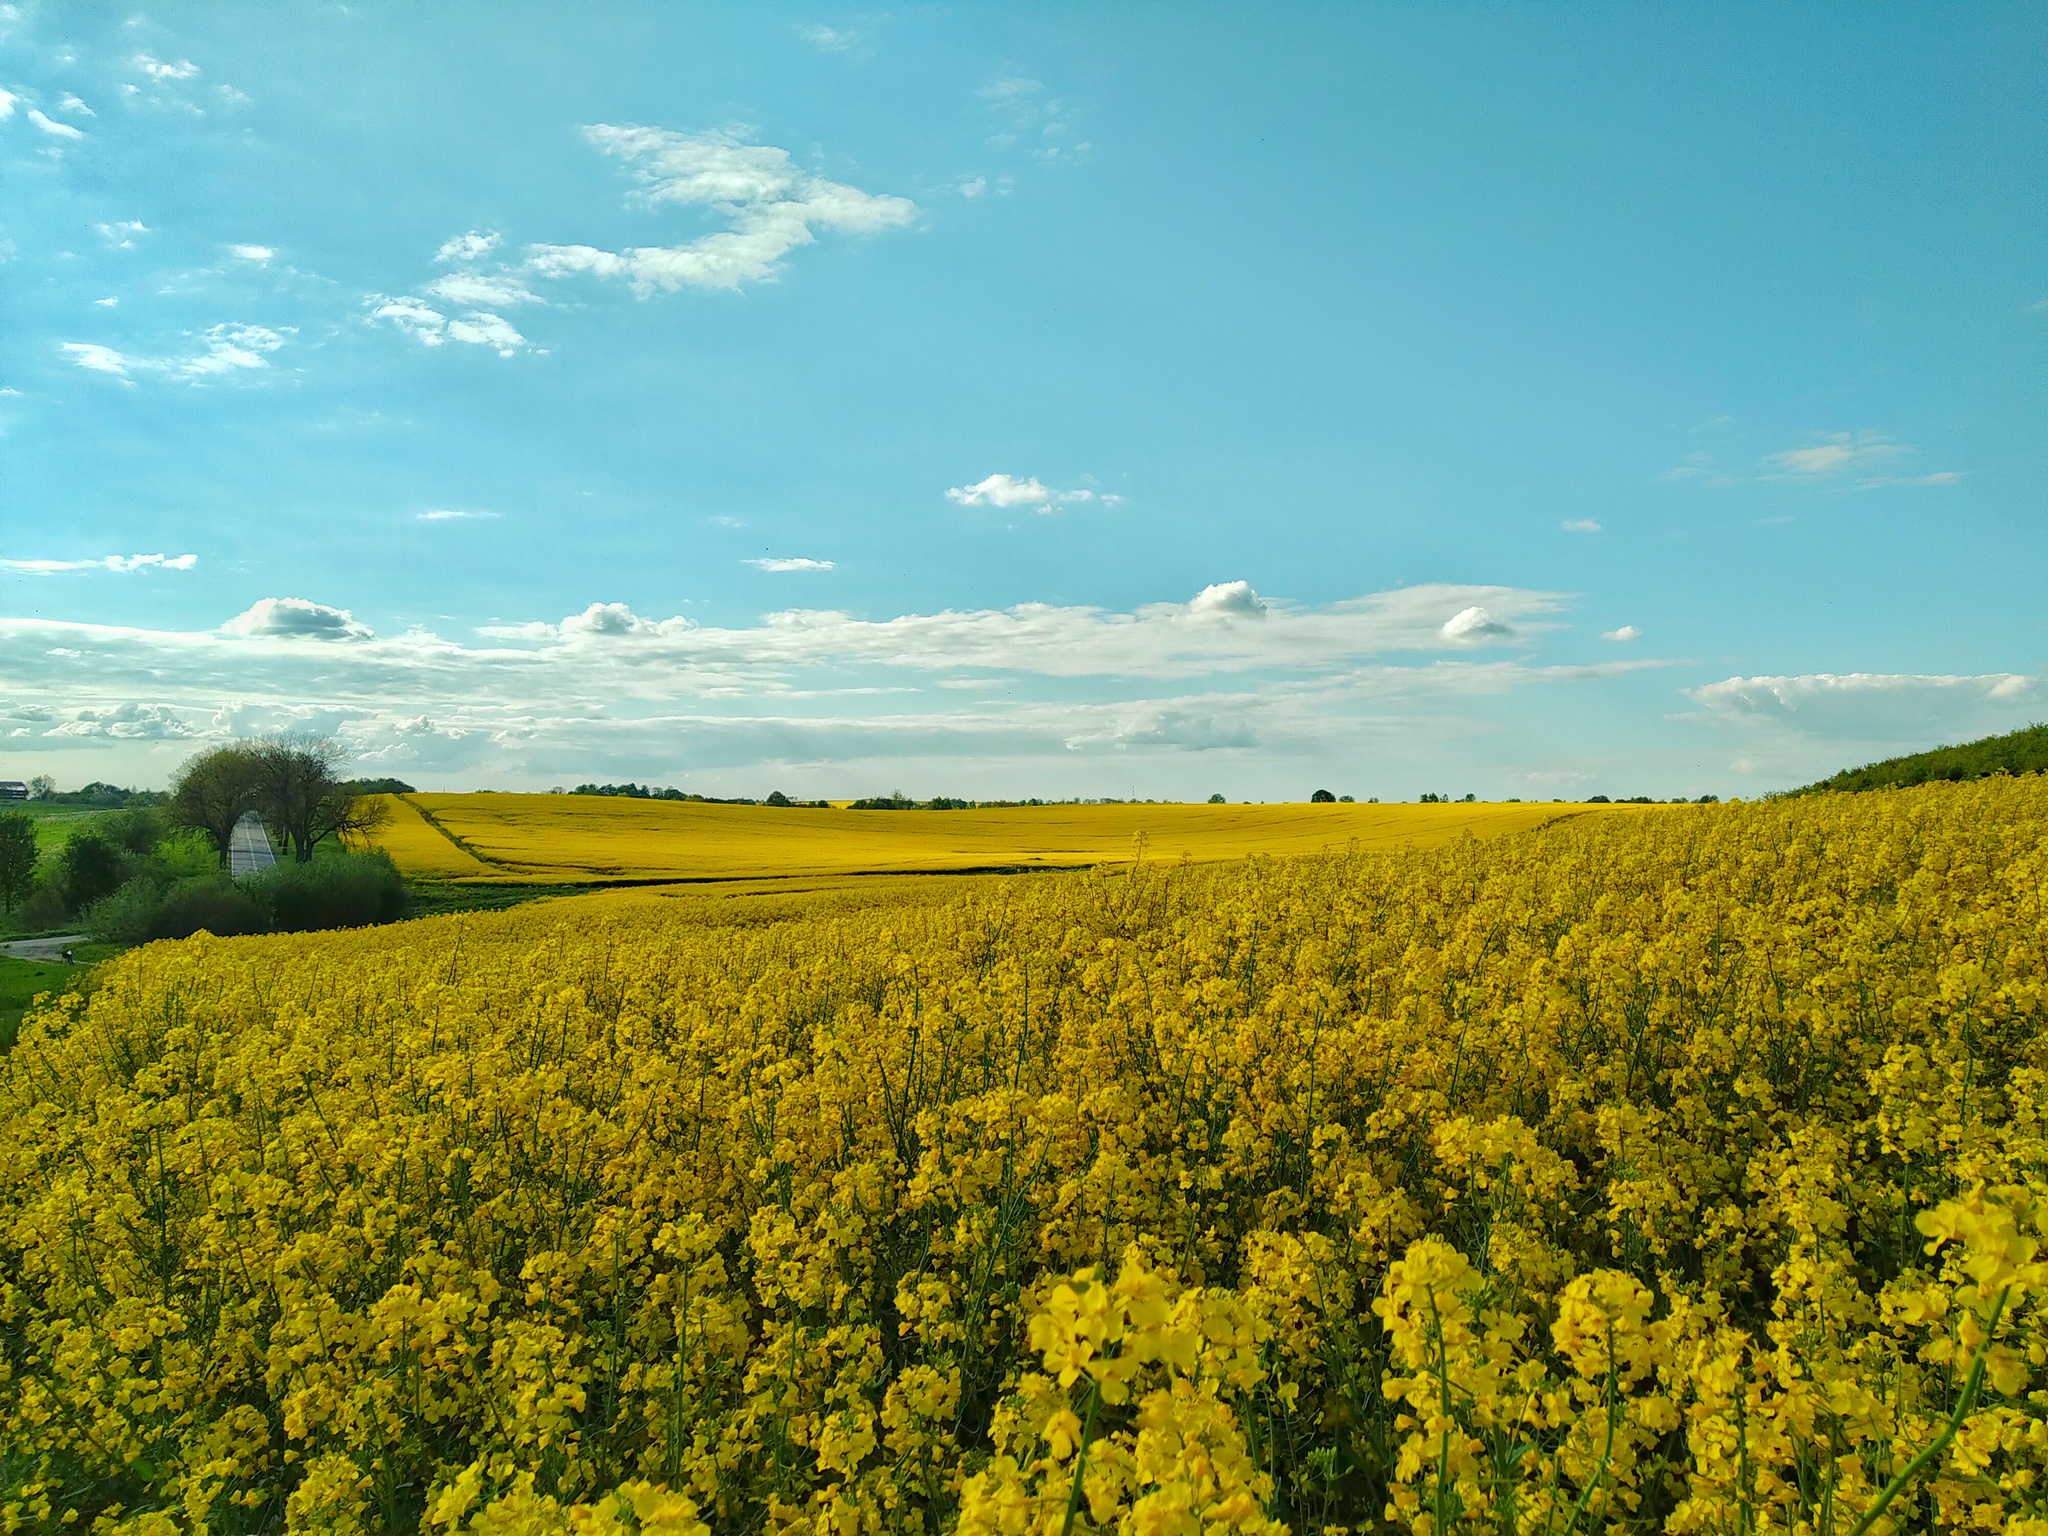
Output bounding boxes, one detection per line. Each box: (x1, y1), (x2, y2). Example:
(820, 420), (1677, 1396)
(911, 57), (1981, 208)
(133, 52), (200, 82)
(1440, 606), (1513, 645)
(57, 93), (93, 116)
(2, 553), (197, 574)
(1603, 625), (1641, 642)
(1562, 519), (1601, 533)
(746, 557), (835, 572)
(95, 220), (149, 246)
(228, 243), (273, 263)
(435, 231), (502, 264)
(50, 702), (193, 739)
(948, 473), (1049, 507)
(559, 601), (662, 639)
(223, 598), (373, 641)
(524, 125), (917, 295)
(369, 295), (528, 356)
(1186, 581), (1266, 619)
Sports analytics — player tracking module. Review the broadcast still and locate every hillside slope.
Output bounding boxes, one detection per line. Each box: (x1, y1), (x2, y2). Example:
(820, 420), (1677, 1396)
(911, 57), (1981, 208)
(1799, 721), (2048, 794)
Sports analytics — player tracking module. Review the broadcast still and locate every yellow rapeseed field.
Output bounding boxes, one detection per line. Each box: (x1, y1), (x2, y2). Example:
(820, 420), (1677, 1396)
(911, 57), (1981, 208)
(368, 793), (1610, 884)
(5, 778), (2047, 1535)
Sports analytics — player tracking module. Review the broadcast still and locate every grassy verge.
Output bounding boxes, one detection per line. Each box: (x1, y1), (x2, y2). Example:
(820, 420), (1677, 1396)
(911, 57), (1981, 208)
(0, 954), (88, 1053)
(404, 881), (598, 918)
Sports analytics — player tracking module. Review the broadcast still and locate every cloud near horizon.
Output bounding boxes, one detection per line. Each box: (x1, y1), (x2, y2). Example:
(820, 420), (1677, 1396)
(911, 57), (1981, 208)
(1, 553), (197, 575)
(0, 581), (1595, 785)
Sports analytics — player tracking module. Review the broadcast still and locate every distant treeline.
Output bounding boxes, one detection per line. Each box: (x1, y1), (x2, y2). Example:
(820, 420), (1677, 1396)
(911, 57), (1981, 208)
(569, 783), (831, 808)
(1796, 723), (2048, 795)
(30, 781), (167, 809)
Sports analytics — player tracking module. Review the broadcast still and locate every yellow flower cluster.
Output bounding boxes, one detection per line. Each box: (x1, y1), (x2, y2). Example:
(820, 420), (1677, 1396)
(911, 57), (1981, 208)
(3, 777), (2045, 1534)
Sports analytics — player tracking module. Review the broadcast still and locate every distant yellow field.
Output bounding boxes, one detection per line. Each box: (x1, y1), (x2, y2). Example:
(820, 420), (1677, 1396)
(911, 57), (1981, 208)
(366, 791), (1627, 884)
(358, 793), (500, 878)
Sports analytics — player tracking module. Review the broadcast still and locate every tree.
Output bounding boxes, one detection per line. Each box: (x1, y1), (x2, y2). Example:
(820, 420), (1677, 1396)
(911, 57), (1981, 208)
(59, 833), (128, 913)
(1207, 793), (1226, 804)
(0, 813), (36, 914)
(170, 746), (262, 868)
(249, 735), (389, 862)
(27, 775), (54, 801)
(1310, 789), (1336, 803)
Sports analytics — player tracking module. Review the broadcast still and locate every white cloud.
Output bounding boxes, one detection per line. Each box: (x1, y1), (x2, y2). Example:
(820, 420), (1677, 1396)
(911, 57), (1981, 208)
(423, 271), (540, 308)
(746, 557), (835, 572)
(95, 220), (149, 246)
(435, 230), (501, 264)
(56, 93), (93, 116)
(947, 473), (1050, 507)
(62, 342), (134, 375)
(1671, 431), (1962, 491)
(443, 313), (527, 353)
(183, 323), (285, 374)
(795, 22), (858, 51)
(0, 88), (14, 121)
(51, 702), (193, 739)
(1186, 580), (1266, 619)
(62, 325), (286, 380)
(28, 108), (83, 139)
(479, 581), (1554, 676)
(369, 295), (529, 356)
(1603, 625), (1641, 642)
(1440, 606), (1513, 645)
(0, 581), (1607, 786)
(1562, 519), (1601, 533)
(958, 176), (987, 198)
(228, 243), (274, 263)
(978, 74), (1086, 162)
(559, 601), (658, 639)
(418, 509), (500, 521)
(94, 296), (118, 307)
(1, 553), (197, 574)
(1764, 432), (1902, 478)
(132, 52), (199, 81)
(223, 598), (372, 641)
(1683, 673), (2040, 781)
(524, 125), (917, 295)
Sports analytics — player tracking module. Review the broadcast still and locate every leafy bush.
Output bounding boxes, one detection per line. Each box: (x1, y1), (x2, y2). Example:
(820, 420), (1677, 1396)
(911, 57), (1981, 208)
(83, 851), (409, 945)
(58, 832), (131, 912)
(250, 850), (409, 932)
(152, 879), (271, 940)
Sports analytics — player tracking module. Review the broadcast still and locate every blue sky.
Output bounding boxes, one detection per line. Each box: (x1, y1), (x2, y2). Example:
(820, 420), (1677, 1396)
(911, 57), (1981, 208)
(3, 3), (2043, 800)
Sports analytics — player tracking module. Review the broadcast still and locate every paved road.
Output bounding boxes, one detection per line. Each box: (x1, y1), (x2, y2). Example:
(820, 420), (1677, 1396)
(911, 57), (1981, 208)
(231, 812), (278, 878)
(3, 933), (88, 962)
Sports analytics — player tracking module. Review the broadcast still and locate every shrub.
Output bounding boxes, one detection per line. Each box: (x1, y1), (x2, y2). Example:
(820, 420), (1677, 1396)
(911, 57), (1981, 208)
(150, 878), (271, 941)
(14, 880), (70, 932)
(252, 850), (409, 932)
(58, 832), (130, 912)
